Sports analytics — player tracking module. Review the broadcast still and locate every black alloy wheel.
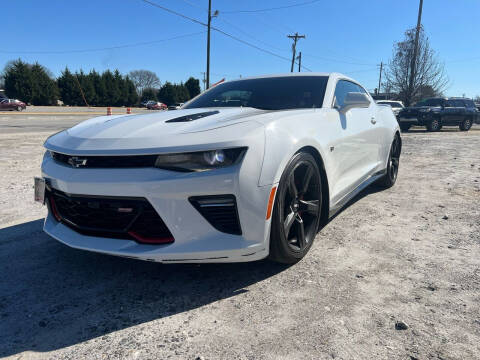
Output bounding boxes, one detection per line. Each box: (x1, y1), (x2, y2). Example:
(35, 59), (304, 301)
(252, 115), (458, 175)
(378, 134), (401, 188)
(269, 152), (322, 264)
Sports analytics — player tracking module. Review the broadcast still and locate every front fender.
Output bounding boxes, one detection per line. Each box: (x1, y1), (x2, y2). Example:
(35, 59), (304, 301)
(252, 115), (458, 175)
(258, 114), (330, 187)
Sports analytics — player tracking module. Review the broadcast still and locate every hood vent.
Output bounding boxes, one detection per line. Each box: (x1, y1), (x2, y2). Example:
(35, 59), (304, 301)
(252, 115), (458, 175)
(165, 110), (219, 123)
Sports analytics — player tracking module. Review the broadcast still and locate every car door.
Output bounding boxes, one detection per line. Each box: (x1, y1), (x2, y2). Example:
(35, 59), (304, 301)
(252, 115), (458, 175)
(329, 80), (382, 204)
(442, 100), (460, 123)
(0, 99), (7, 110)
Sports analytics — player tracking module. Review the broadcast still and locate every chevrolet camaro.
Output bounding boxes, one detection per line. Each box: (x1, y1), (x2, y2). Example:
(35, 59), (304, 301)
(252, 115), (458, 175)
(36, 73), (401, 264)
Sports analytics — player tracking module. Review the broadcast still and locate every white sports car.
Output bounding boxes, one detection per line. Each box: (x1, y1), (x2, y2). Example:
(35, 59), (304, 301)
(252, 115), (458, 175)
(37, 73), (401, 264)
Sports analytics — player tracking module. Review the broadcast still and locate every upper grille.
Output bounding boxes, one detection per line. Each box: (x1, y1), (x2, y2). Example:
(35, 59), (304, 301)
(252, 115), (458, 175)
(189, 195), (242, 235)
(51, 152), (158, 168)
(48, 189), (174, 244)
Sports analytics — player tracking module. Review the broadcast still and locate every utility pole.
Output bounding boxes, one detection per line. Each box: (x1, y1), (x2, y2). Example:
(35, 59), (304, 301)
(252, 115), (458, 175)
(288, 33), (305, 72)
(205, 1), (219, 89)
(297, 52), (302, 72)
(408, 0), (424, 104)
(201, 72), (206, 91)
(377, 61), (383, 95)
(206, 0), (212, 89)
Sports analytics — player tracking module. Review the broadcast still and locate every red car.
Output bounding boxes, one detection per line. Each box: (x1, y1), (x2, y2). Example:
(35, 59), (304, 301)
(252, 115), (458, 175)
(0, 98), (27, 111)
(147, 102), (167, 110)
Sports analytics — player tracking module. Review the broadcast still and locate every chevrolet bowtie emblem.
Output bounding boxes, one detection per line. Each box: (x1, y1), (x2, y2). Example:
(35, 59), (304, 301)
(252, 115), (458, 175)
(68, 156), (88, 168)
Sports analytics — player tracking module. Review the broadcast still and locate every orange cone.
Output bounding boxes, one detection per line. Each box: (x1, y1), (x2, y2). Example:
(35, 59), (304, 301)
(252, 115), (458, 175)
(107, 107), (112, 115)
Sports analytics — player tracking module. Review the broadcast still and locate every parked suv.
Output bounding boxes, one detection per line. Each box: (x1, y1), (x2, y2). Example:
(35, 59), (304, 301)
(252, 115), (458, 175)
(398, 97), (477, 132)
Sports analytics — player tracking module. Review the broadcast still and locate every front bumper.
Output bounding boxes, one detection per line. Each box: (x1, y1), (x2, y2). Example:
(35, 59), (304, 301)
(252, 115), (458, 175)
(41, 150), (273, 263)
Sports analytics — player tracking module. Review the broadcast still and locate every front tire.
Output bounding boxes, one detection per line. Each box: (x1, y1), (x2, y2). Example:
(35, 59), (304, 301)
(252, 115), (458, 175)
(426, 118), (441, 132)
(377, 134), (401, 188)
(269, 152), (322, 264)
(459, 117), (472, 131)
(17, 106), (23, 112)
(400, 123), (411, 132)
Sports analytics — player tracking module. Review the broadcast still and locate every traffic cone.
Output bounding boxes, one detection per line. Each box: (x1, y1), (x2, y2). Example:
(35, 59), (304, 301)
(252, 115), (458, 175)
(126, 107), (131, 114)
(107, 107), (112, 115)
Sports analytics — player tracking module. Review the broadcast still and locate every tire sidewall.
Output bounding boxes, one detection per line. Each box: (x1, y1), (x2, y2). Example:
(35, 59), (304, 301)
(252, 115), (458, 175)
(270, 152), (321, 262)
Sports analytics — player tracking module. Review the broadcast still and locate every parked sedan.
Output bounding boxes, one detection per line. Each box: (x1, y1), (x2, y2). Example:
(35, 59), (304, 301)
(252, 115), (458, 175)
(37, 73), (401, 264)
(147, 101), (167, 110)
(0, 98), (26, 111)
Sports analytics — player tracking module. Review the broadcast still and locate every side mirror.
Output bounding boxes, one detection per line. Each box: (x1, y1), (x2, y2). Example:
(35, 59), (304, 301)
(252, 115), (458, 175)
(339, 92), (371, 113)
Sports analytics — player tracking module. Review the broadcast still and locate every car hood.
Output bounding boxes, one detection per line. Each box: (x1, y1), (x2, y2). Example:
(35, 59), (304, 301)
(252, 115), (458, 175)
(44, 107), (271, 155)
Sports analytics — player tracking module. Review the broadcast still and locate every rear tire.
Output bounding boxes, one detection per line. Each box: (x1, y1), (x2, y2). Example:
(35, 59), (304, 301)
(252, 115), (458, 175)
(459, 117), (472, 131)
(399, 124), (411, 132)
(269, 152), (322, 264)
(426, 118), (441, 132)
(377, 134), (401, 188)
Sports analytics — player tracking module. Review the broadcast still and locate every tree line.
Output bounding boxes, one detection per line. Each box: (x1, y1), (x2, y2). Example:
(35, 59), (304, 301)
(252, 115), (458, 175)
(1, 59), (201, 106)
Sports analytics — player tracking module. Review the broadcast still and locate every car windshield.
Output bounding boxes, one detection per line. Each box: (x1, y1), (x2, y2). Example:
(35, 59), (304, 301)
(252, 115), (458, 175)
(415, 98), (444, 107)
(184, 76), (329, 110)
(379, 101), (402, 108)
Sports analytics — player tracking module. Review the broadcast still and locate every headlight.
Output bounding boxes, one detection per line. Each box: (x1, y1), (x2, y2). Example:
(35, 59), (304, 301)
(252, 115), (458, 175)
(419, 108), (431, 113)
(154, 147), (247, 172)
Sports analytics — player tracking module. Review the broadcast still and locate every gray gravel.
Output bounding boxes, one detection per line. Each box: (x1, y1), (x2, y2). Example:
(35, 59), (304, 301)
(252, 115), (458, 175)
(1, 113), (479, 359)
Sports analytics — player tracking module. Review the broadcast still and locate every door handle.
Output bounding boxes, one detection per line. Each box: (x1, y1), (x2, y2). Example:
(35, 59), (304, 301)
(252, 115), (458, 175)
(371, 117), (376, 124)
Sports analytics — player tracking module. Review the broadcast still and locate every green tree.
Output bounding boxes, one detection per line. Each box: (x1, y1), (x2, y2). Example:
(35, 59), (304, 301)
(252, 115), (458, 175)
(4, 59), (58, 105)
(30, 62), (58, 105)
(175, 83), (190, 103)
(102, 70), (120, 106)
(3, 59), (33, 103)
(185, 77), (201, 98)
(157, 82), (176, 105)
(125, 76), (138, 106)
(141, 88), (157, 103)
(57, 67), (81, 105)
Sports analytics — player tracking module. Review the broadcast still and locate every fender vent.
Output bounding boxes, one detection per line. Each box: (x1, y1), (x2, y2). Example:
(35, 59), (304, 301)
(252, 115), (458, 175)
(189, 195), (242, 235)
(165, 111), (219, 123)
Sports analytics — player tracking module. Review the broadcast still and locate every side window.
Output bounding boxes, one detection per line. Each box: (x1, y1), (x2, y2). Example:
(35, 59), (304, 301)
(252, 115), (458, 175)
(333, 80), (364, 108)
(453, 99), (465, 107)
(464, 99), (475, 108)
(444, 100), (454, 108)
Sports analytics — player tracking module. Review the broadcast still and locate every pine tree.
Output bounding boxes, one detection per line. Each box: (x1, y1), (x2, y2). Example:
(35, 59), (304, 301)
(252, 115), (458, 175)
(185, 77), (201, 98)
(141, 88), (157, 103)
(57, 67), (81, 105)
(3, 59), (33, 103)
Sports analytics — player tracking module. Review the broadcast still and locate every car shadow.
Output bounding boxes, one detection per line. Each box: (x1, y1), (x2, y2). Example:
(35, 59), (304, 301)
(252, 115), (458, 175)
(0, 219), (290, 357)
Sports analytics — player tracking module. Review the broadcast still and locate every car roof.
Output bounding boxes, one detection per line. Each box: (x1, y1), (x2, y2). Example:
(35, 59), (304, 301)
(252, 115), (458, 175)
(223, 72), (354, 82)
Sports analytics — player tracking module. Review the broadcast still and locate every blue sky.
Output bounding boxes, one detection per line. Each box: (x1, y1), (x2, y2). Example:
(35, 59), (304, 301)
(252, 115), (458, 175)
(2, 0), (479, 97)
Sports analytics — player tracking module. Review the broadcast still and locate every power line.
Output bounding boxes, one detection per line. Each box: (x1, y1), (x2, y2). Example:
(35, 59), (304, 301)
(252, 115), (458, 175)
(140, 0), (312, 71)
(222, 0), (322, 14)
(140, 0), (207, 26)
(0, 31), (206, 54)
(302, 53), (376, 66)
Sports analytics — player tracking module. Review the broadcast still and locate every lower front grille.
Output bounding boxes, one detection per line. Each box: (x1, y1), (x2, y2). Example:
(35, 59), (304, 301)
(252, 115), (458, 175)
(48, 189), (174, 244)
(189, 195), (242, 235)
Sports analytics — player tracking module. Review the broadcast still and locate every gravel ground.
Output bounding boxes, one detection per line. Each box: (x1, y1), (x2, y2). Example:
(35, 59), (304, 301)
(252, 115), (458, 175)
(0, 113), (479, 360)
